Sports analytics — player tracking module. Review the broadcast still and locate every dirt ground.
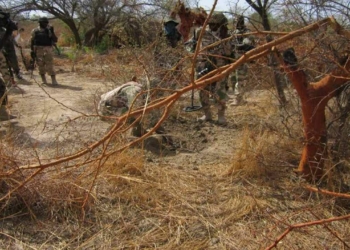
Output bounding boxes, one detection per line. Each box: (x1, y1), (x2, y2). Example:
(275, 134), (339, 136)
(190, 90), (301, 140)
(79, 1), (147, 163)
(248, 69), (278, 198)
(4, 63), (270, 165)
(1, 53), (350, 249)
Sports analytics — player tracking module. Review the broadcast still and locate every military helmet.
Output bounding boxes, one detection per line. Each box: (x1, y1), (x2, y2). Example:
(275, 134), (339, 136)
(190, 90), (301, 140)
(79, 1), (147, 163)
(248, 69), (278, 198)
(38, 17), (49, 23)
(208, 12), (227, 25)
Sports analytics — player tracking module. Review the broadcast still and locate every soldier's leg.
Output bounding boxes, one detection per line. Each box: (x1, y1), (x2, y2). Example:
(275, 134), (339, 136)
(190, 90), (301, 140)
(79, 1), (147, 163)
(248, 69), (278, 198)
(236, 63), (248, 103)
(0, 59), (16, 121)
(35, 47), (48, 84)
(0, 53), (11, 85)
(230, 71), (238, 94)
(199, 86), (212, 121)
(0, 77), (7, 106)
(44, 47), (58, 85)
(6, 50), (20, 74)
(197, 62), (212, 121)
(215, 78), (228, 125)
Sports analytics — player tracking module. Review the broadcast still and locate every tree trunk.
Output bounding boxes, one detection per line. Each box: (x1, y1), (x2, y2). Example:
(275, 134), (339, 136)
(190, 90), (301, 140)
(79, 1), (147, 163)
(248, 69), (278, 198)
(282, 49), (350, 181)
(64, 20), (82, 48)
(261, 11), (287, 107)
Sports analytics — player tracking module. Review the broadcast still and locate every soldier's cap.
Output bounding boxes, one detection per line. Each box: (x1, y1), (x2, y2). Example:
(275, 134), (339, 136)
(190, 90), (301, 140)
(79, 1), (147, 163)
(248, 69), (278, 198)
(164, 17), (179, 25)
(38, 17), (49, 23)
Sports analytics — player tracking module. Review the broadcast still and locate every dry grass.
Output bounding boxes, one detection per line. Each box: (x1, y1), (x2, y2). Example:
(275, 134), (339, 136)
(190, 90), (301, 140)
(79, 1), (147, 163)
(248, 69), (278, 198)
(1, 22), (350, 249)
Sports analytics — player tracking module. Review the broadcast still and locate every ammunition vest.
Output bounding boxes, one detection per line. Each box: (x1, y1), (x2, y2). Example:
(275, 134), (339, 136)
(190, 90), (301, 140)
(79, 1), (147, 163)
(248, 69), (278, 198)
(33, 28), (52, 46)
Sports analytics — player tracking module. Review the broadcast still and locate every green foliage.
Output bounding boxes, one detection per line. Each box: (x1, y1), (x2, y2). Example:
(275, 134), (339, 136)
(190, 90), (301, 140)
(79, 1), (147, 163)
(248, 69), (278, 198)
(82, 46), (92, 54)
(94, 35), (110, 54)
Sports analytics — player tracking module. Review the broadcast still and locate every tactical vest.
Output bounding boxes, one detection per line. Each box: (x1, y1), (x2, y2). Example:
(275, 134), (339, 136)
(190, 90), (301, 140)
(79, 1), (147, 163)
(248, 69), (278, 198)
(33, 28), (52, 46)
(196, 27), (231, 68)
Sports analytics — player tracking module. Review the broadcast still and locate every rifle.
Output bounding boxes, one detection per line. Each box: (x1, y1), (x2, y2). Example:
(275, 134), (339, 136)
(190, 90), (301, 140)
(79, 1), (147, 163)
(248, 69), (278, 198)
(53, 43), (60, 55)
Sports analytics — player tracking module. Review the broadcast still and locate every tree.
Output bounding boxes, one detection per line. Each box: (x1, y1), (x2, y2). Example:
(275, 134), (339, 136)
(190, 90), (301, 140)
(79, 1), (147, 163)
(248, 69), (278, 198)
(277, 19), (350, 181)
(8, 0), (167, 48)
(245, 0), (287, 107)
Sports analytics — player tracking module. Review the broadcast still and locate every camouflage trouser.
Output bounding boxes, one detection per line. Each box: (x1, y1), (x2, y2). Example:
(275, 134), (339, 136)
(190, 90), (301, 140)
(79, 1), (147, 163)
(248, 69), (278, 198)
(35, 46), (55, 75)
(229, 63), (248, 97)
(0, 52), (11, 84)
(197, 61), (228, 112)
(0, 53), (10, 106)
(0, 78), (7, 106)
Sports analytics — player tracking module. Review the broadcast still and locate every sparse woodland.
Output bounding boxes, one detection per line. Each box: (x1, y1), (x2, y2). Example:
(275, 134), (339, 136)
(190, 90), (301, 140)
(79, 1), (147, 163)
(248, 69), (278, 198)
(1, 0), (350, 249)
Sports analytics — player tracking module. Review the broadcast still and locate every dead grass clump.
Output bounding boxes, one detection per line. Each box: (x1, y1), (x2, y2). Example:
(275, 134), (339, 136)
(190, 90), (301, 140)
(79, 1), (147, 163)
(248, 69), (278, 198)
(227, 127), (300, 178)
(102, 149), (145, 179)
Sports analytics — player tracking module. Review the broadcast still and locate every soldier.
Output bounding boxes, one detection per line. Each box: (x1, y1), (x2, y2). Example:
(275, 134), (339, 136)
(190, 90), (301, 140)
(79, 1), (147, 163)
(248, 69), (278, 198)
(163, 17), (182, 48)
(229, 15), (255, 105)
(194, 12), (231, 125)
(0, 9), (18, 120)
(153, 16), (184, 95)
(3, 30), (24, 80)
(30, 17), (59, 86)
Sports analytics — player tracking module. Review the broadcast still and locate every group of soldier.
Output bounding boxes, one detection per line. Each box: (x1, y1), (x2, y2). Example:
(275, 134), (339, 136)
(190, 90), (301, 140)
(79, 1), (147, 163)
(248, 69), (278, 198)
(0, 12), (59, 121)
(164, 12), (255, 125)
(98, 12), (254, 139)
(0, 9), (253, 129)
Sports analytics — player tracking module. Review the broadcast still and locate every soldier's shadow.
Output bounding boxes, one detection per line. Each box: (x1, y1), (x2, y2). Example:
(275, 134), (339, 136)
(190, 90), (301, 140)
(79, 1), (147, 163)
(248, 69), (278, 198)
(17, 78), (32, 85)
(0, 120), (38, 144)
(46, 84), (83, 91)
(8, 86), (26, 95)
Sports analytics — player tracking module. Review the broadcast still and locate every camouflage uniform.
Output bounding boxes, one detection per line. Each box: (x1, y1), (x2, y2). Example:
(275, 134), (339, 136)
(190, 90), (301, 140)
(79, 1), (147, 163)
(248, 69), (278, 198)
(31, 17), (58, 85)
(229, 16), (255, 105)
(195, 13), (231, 124)
(153, 18), (184, 91)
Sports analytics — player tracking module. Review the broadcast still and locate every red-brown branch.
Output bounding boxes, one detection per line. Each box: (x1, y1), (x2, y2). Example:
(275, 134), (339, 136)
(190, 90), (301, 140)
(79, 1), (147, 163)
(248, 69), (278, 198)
(265, 213), (350, 250)
(305, 186), (350, 199)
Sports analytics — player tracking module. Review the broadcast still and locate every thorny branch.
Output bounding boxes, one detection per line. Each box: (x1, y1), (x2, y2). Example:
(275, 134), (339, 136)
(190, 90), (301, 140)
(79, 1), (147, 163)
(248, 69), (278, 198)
(265, 213), (350, 250)
(1, 17), (350, 207)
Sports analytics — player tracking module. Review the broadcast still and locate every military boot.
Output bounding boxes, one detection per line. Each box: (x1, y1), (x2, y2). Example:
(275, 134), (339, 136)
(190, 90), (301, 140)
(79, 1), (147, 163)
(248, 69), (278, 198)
(198, 109), (212, 122)
(40, 74), (47, 85)
(0, 106), (16, 121)
(51, 75), (59, 86)
(217, 109), (227, 125)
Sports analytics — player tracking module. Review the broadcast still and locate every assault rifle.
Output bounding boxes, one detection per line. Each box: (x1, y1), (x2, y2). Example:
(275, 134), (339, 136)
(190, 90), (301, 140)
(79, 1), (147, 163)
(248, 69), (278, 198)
(53, 43), (60, 55)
